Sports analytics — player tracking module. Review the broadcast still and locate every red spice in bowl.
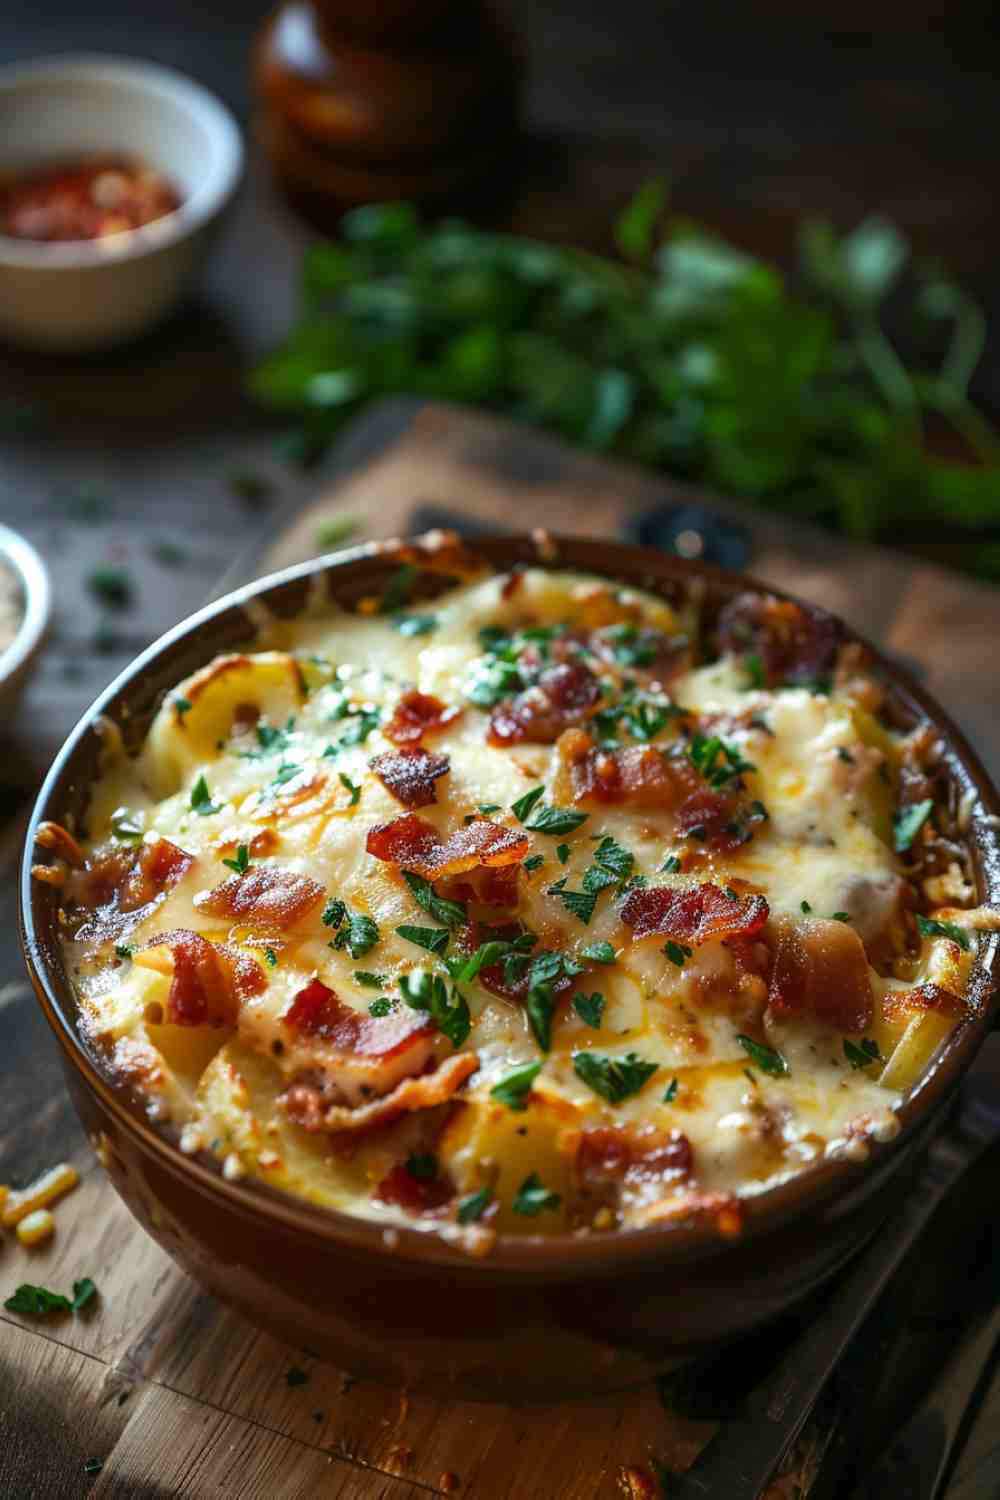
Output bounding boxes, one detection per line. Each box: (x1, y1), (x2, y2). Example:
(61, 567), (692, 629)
(0, 155), (182, 243)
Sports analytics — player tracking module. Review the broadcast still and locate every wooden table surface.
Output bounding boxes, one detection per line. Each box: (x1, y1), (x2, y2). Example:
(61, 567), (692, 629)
(3, 399), (1000, 1500)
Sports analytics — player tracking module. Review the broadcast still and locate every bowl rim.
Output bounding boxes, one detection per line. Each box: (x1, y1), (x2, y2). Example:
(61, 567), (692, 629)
(0, 53), (244, 270)
(19, 533), (1000, 1276)
(0, 522), (50, 689)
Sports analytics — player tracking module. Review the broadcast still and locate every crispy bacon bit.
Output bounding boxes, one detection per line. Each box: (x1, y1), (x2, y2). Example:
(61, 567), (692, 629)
(194, 866), (324, 931)
(393, 530), (486, 580)
(673, 787), (751, 851)
(370, 748), (450, 809)
(283, 979), (434, 1056)
(500, 567), (525, 601)
(65, 838), (193, 942)
(882, 980), (966, 1023)
(718, 592), (839, 688)
(366, 814), (528, 879)
(35, 821), (86, 868)
(767, 917), (873, 1034)
(142, 928), (264, 1027)
(621, 882), (769, 945)
(282, 1051), (479, 1135)
(373, 1163), (453, 1214)
(488, 661), (601, 747)
(384, 690), (462, 747)
(576, 1128), (693, 1193)
(555, 729), (701, 808)
(644, 1190), (744, 1237)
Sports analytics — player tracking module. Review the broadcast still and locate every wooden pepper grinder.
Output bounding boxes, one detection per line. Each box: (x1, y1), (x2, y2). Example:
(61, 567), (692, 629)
(253, 0), (524, 224)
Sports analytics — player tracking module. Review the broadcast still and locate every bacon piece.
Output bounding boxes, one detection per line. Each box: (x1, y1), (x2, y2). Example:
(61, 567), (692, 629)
(142, 928), (264, 1027)
(767, 916), (873, 1033)
(366, 814), (528, 879)
(488, 661), (601, 747)
(384, 690), (461, 747)
(673, 787), (751, 852)
(643, 1190), (744, 1237)
(591, 626), (692, 685)
(373, 1162), (453, 1214)
(393, 530), (486, 580)
(555, 729), (702, 808)
(194, 866), (324, 931)
(282, 1051), (479, 1135)
(283, 978), (434, 1056)
(577, 1127), (693, 1190)
(882, 981), (966, 1024)
(370, 748), (450, 809)
(66, 838), (193, 942)
(621, 882), (769, 945)
(717, 592), (839, 688)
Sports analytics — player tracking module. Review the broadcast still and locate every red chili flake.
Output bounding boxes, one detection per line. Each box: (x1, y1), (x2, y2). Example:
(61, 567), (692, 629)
(370, 748), (450, 809)
(194, 866), (325, 931)
(366, 814), (528, 879)
(766, 916), (873, 1033)
(384, 690), (462, 746)
(620, 882), (769, 945)
(0, 156), (182, 242)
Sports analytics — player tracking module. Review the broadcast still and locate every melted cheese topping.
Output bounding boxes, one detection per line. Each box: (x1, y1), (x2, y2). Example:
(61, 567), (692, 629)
(61, 568), (978, 1246)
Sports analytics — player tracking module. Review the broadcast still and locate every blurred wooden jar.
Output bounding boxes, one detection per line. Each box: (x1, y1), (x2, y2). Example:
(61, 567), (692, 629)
(253, 0), (523, 220)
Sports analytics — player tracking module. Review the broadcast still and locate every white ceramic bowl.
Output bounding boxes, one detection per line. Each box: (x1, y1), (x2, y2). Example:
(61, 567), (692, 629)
(0, 55), (244, 351)
(0, 524), (50, 719)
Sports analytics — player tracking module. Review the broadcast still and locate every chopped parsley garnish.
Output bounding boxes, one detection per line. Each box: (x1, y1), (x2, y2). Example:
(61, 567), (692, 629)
(190, 775), (220, 816)
(368, 997), (393, 1017)
(573, 992), (605, 1028)
(916, 915), (972, 950)
(87, 565), (133, 610)
(221, 843), (251, 875)
(457, 1187), (492, 1224)
(465, 658), (524, 707)
(832, 911), (850, 923)
(111, 813), (143, 842)
(510, 785), (545, 823)
(83, 1459), (104, 1475)
(399, 971), (471, 1047)
(894, 798), (934, 853)
(580, 941), (615, 964)
(736, 1034), (788, 1076)
(72, 1278), (97, 1312)
(248, 718), (295, 757)
(402, 870), (467, 927)
(478, 803), (502, 814)
(663, 1077), (679, 1103)
(339, 772), (362, 805)
(393, 613), (437, 636)
(327, 707), (381, 752)
(599, 621), (659, 667)
(556, 843), (571, 865)
(624, 697), (679, 742)
(264, 948), (278, 967)
(406, 1153), (438, 1179)
(271, 761), (303, 788)
(512, 1173), (561, 1217)
(328, 911), (380, 960)
(396, 923), (450, 956)
(322, 897), (347, 929)
(587, 834), (633, 885)
(800, 899), (812, 914)
(380, 564), (419, 615)
(5, 1278), (97, 1317)
(114, 944), (134, 960)
(173, 696), (192, 718)
(446, 931), (535, 984)
(353, 971), (387, 988)
(524, 804), (589, 836)
(572, 1050), (659, 1103)
(664, 940), (692, 968)
(743, 653), (765, 689)
(490, 1060), (543, 1111)
(286, 1366), (310, 1388)
(526, 981), (557, 1052)
(546, 878), (597, 925)
(661, 855), (682, 874)
(688, 732), (755, 788)
(844, 1037), (883, 1070)
(523, 854), (545, 872)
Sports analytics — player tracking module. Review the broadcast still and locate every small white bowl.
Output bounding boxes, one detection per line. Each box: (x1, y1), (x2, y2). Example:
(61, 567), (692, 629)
(0, 524), (50, 719)
(0, 55), (244, 351)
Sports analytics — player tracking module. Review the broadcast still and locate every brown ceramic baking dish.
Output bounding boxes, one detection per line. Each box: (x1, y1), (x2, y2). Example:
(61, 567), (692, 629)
(19, 533), (1000, 1399)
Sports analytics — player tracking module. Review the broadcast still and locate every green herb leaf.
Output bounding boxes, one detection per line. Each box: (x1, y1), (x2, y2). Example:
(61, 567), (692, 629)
(491, 1060), (543, 1111)
(222, 843), (251, 875)
(526, 981), (557, 1052)
(512, 1173), (561, 1217)
(173, 696), (192, 718)
(399, 971), (471, 1047)
(322, 898), (347, 929)
(661, 855), (682, 874)
(580, 941), (615, 965)
(524, 804), (590, 837)
(573, 992), (605, 1028)
(396, 923), (450, 956)
(664, 940), (692, 967)
(894, 799), (934, 852)
(354, 970), (387, 988)
(688, 733), (755, 788)
(615, 176), (668, 263)
(190, 775), (220, 817)
(368, 997), (393, 1016)
(663, 1077), (679, 1103)
(264, 948), (278, 967)
(556, 842), (571, 865)
(5, 1284), (73, 1316)
(736, 1033), (788, 1076)
(406, 1152), (437, 1180)
(523, 854), (544, 872)
(111, 813), (143, 842)
(844, 1037), (883, 1069)
(916, 914), (972, 950)
(114, 943), (134, 960)
(393, 613), (437, 637)
(402, 870), (467, 928)
(510, 786), (545, 823)
(330, 911), (380, 959)
(339, 772), (362, 806)
(72, 1278), (97, 1312)
(457, 1187), (492, 1224)
(380, 565), (419, 615)
(572, 1050), (659, 1103)
(546, 882), (598, 925)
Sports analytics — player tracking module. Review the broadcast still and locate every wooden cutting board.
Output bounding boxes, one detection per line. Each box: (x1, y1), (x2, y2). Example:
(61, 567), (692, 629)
(2, 399), (1000, 1500)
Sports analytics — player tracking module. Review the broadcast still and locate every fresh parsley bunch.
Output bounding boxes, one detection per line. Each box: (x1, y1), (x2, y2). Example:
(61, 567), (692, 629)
(253, 187), (1000, 579)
